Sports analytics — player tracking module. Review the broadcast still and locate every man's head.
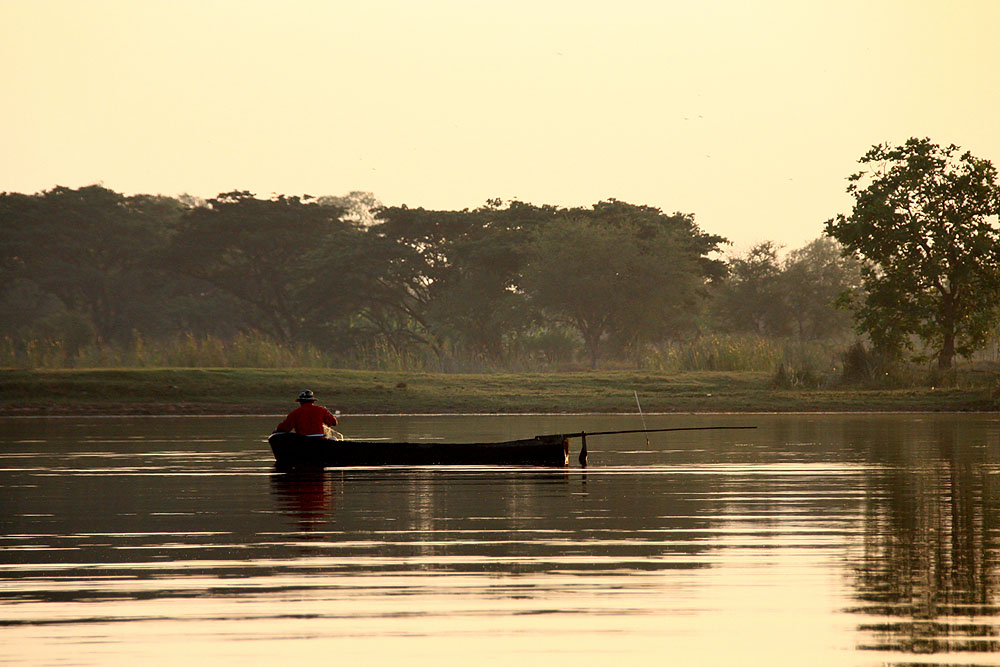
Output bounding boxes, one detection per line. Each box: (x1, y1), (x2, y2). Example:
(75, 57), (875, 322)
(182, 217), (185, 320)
(297, 390), (316, 404)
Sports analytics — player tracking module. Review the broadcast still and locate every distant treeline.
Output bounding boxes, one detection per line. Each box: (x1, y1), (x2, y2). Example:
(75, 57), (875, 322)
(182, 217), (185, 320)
(1, 185), (861, 371)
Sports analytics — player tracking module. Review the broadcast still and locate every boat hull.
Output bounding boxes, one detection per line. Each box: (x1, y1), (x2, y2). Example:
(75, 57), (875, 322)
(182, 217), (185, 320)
(268, 431), (569, 467)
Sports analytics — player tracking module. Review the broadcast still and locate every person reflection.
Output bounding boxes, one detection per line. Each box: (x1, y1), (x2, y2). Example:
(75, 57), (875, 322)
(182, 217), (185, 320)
(270, 468), (337, 533)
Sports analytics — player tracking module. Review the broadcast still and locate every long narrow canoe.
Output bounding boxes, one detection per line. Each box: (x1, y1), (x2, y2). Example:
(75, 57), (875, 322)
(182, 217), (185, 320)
(268, 431), (569, 467)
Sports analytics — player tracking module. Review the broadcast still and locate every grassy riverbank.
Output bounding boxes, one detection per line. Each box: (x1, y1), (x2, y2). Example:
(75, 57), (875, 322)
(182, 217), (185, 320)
(1, 368), (997, 415)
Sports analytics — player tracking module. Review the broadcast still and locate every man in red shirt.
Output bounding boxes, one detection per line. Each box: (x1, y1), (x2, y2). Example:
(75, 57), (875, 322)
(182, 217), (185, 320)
(275, 390), (339, 437)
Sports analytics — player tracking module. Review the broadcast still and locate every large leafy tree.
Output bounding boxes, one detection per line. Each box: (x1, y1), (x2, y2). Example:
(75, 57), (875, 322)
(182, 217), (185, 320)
(373, 201), (557, 362)
(366, 205), (474, 359)
(166, 192), (355, 342)
(522, 201), (725, 368)
(422, 202), (558, 362)
(317, 224), (437, 357)
(0, 185), (181, 343)
(711, 242), (792, 336)
(710, 238), (862, 341)
(781, 237), (861, 340)
(826, 138), (1000, 369)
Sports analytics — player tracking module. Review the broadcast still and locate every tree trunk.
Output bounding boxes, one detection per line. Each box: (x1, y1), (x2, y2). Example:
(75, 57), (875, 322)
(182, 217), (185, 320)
(583, 329), (600, 370)
(937, 294), (957, 370)
(938, 330), (955, 370)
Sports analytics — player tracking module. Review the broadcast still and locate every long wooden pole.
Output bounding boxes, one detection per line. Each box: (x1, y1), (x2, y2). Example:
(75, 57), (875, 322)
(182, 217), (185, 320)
(563, 425), (756, 466)
(560, 425), (756, 439)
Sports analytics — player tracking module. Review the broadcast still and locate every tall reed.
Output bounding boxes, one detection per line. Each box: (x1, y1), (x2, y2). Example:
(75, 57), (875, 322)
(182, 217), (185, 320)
(1, 333), (341, 369)
(341, 337), (431, 372)
(3, 331), (847, 376)
(643, 334), (839, 374)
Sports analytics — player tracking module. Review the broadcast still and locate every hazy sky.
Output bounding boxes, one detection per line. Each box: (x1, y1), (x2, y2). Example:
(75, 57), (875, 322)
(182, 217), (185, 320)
(2, 0), (998, 250)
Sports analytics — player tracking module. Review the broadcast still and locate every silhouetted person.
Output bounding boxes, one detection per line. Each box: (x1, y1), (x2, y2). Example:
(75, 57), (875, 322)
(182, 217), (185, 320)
(274, 390), (339, 438)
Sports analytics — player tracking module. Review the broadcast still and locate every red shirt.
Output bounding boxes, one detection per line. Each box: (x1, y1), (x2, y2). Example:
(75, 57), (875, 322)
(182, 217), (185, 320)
(276, 403), (338, 436)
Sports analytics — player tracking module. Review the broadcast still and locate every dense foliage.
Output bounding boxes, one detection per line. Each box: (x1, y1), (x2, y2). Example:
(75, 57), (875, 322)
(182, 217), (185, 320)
(826, 138), (1000, 369)
(1, 185), (868, 370)
(709, 238), (861, 340)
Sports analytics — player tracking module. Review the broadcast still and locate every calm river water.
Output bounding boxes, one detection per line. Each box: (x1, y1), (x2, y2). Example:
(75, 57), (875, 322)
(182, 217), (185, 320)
(3, 413), (1000, 666)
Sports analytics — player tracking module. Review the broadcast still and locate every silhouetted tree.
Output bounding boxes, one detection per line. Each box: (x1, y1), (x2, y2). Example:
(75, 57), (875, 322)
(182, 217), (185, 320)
(374, 201), (558, 363)
(522, 201), (725, 368)
(711, 242), (791, 336)
(0, 185), (180, 343)
(826, 138), (1000, 368)
(165, 192), (352, 342)
(781, 237), (861, 340)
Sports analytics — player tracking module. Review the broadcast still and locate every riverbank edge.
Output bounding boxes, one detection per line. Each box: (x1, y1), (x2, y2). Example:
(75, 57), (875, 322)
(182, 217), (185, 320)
(2, 368), (997, 416)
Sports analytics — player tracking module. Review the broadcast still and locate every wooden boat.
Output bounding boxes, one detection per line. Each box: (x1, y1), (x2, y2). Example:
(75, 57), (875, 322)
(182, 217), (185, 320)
(268, 431), (570, 467)
(268, 426), (756, 468)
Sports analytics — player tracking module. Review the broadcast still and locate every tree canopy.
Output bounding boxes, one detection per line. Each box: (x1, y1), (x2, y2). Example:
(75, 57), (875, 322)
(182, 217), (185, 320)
(165, 191), (353, 342)
(711, 238), (860, 341)
(2, 183), (868, 370)
(0, 185), (183, 343)
(826, 138), (1000, 369)
(522, 201), (725, 367)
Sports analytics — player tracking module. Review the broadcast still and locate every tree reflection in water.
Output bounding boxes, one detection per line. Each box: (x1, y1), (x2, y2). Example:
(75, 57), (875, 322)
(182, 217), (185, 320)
(849, 426), (1000, 659)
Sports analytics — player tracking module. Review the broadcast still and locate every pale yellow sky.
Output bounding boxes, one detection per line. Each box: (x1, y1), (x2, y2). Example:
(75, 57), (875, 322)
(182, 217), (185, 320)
(2, 0), (998, 249)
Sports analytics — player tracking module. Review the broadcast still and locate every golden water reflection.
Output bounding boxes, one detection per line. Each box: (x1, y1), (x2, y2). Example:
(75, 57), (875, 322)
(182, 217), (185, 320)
(4, 413), (1000, 666)
(848, 424), (1000, 661)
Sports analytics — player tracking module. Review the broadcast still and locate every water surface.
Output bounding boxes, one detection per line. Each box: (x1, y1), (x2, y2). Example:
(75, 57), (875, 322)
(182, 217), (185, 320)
(3, 413), (1000, 666)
